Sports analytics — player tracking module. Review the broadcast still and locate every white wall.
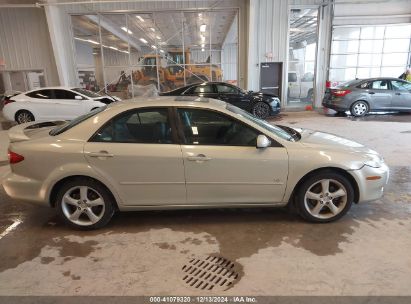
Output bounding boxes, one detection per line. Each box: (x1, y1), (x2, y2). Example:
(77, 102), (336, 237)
(0, 8), (59, 86)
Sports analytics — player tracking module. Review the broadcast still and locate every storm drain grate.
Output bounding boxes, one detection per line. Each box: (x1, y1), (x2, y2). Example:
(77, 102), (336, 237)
(181, 255), (241, 291)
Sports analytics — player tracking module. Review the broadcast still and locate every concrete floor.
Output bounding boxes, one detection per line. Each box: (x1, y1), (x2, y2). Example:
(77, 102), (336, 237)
(0, 110), (410, 296)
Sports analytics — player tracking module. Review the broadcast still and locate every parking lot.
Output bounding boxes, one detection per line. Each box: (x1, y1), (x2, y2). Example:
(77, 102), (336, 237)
(1, 111), (410, 296)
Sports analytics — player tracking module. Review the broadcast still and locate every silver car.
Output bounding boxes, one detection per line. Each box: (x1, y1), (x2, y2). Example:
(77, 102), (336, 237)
(322, 77), (411, 117)
(2, 97), (389, 229)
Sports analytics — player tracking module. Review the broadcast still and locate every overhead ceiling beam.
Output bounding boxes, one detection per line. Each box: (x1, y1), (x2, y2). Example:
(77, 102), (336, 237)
(85, 15), (141, 52)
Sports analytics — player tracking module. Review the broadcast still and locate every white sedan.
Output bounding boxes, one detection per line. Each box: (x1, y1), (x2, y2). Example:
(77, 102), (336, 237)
(2, 87), (120, 124)
(2, 97), (389, 229)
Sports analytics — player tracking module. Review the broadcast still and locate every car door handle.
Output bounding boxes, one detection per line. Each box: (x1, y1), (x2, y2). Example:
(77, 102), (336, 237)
(88, 151), (114, 158)
(187, 154), (212, 161)
(368, 92), (375, 94)
(395, 93), (401, 95)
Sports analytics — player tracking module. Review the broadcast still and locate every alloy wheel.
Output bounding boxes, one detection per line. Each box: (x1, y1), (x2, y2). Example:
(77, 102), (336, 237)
(61, 186), (105, 226)
(253, 102), (270, 119)
(17, 112), (33, 123)
(303, 179), (348, 220)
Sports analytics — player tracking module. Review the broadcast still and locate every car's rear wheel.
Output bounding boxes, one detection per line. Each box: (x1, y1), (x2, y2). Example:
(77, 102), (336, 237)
(56, 179), (115, 230)
(15, 110), (34, 124)
(252, 102), (270, 119)
(296, 172), (354, 223)
(350, 101), (369, 117)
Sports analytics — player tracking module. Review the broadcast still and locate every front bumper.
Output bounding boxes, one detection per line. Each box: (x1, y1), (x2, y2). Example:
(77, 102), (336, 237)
(269, 99), (281, 115)
(2, 171), (49, 206)
(350, 163), (389, 203)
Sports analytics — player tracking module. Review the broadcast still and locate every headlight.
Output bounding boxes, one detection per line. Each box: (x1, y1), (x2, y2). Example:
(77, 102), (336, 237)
(364, 154), (384, 168)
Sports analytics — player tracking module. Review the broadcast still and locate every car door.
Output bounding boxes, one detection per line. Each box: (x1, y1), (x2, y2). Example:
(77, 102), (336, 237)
(215, 83), (249, 109)
(25, 89), (59, 120)
(176, 107), (288, 205)
(390, 80), (411, 110)
(367, 80), (393, 110)
(84, 107), (186, 206)
(54, 89), (85, 119)
(183, 83), (218, 99)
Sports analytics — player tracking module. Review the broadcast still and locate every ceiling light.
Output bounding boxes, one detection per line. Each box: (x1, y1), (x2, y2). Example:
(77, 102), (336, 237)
(156, 35), (161, 40)
(109, 46), (118, 51)
(140, 38), (148, 44)
(201, 35), (205, 42)
(201, 43), (205, 48)
(159, 41), (167, 45)
(198, 13), (202, 17)
(201, 48), (205, 52)
(121, 27), (133, 35)
(200, 24), (206, 32)
(159, 49), (164, 53)
(151, 45), (157, 49)
(150, 28), (155, 32)
(136, 15), (144, 22)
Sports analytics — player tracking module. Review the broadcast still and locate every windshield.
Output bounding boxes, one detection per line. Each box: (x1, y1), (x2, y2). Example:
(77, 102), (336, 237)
(226, 105), (296, 141)
(50, 106), (106, 136)
(72, 88), (101, 98)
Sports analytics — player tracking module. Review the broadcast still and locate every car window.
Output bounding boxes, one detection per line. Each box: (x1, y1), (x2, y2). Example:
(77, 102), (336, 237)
(50, 106), (106, 136)
(186, 84), (214, 94)
(216, 84), (239, 94)
(91, 108), (172, 144)
(370, 80), (389, 90)
(177, 108), (260, 146)
(54, 89), (78, 99)
(288, 73), (297, 83)
(357, 82), (370, 89)
(391, 80), (411, 91)
(26, 89), (55, 99)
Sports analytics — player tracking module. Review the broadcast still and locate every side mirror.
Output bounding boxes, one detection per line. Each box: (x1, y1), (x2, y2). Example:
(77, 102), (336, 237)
(74, 95), (83, 100)
(256, 135), (271, 149)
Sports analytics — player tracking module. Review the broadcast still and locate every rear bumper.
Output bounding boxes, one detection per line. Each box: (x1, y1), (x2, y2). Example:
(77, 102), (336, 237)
(2, 171), (49, 206)
(350, 163), (389, 203)
(322, 97), (349, 112)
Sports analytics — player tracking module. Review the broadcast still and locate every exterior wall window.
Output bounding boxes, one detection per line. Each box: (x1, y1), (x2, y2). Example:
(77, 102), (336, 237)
(329, 24), (411, 84)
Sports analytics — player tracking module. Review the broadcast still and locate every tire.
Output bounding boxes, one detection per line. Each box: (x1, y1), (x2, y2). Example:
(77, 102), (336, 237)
(295, 171), (354, 223)
(252, 102), (271, 119)
(350, 101), (369, 117)
(55, 178), (115, 230)
(15, 110), (34, 124)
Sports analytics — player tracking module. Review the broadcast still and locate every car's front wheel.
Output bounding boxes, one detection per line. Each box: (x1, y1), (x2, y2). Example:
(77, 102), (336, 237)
(350, 101), (369, 117)
(295, 171), (354, 223)
(252, 102), (270, 119)
(15, 110), (34, 124)
(56, 178), (115, 230)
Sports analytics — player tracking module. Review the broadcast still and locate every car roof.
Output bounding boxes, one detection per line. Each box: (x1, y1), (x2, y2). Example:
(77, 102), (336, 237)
(108, 96), (227, 110)
(354, 77), (406, 82)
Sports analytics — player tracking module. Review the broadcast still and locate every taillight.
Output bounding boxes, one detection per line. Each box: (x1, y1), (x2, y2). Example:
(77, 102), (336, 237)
(3, 99), (15, 106)
(8, 150), (24, 164)
(332, 89), (351, 97)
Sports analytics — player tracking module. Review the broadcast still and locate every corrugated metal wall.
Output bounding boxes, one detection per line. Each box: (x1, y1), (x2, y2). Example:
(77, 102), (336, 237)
(0, 8), (59, 86)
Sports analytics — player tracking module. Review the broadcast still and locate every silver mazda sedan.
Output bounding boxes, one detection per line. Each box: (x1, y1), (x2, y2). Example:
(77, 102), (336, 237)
(3, 97), (389, 229)
(322, 77), (411, 117)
